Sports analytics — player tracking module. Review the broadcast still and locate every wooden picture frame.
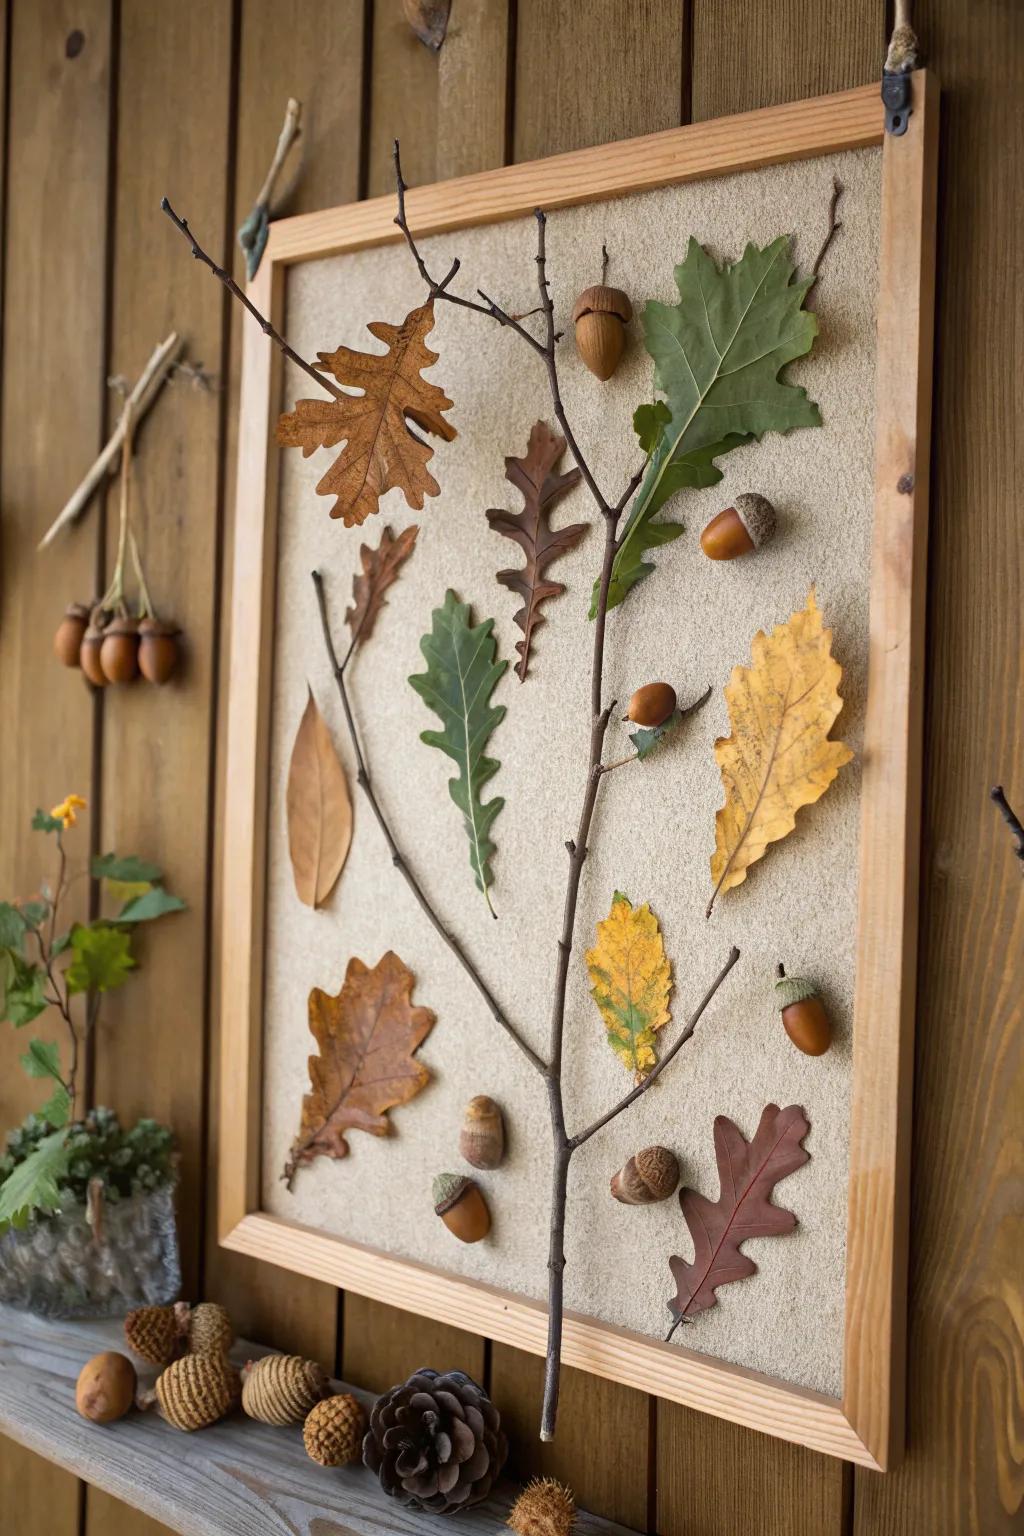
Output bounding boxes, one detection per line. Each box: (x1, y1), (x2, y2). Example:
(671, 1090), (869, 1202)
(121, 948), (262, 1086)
(219, 75), (938, 1473)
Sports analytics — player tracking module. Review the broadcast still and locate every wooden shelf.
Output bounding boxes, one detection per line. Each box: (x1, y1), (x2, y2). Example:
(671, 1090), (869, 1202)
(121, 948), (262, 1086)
(0, 1306), (630, 1536)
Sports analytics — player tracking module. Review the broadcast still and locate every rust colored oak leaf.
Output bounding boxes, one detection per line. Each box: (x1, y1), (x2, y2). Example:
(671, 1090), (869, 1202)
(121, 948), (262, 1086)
(284, 951), (435, 1188)
(276, 301), (456, 528)
(345, 523), (420, 648)
(667, 1104), (810, 1334)
(486, 421), (586, 681)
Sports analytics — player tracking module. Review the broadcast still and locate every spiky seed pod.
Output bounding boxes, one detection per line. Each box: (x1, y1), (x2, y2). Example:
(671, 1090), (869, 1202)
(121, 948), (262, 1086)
(241, 1354), (330, 1425)
(508, 1478), (577, 1536)
(124, 1304), (180, 1367)
(364, 1367), (508, 1513)
(303, 1393), (367, 1467)
(154, 1353), (240, 1431)
(610, 1145), (680, 1205)
(187, 1301), (234, 1358)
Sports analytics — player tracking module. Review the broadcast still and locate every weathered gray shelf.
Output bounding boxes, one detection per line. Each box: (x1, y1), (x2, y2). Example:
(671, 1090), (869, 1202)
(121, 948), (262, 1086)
(0, 1306), (632, 1536)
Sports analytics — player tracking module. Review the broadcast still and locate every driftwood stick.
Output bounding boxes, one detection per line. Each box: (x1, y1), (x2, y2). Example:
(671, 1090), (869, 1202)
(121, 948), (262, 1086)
(238, 97), (303, 280)
(37, 331), (183, 549)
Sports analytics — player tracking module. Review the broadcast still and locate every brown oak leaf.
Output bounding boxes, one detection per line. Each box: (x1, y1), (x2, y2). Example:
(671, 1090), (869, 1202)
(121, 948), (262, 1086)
(345, 523), (419, 648)
(486, 420), (586, 680)
(284, 951), (435, 1187)
(667, 1104), (810, 1333)
(286, 687), (353, 909)
(276, 301), (456, 528)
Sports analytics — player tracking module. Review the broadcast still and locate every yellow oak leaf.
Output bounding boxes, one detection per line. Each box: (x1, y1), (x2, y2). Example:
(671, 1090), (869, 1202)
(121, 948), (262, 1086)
(708, 586), (853, 916)
(586, 891), (672, 1081)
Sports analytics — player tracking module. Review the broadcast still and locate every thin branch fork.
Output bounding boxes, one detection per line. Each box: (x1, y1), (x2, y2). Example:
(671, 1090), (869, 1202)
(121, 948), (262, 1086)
(38, 331), (184, 549)
(991, 785), (1024, 871)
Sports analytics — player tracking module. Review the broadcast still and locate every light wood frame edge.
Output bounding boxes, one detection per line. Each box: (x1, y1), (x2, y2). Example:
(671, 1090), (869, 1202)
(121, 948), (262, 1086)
(219, 76), (938, 1475)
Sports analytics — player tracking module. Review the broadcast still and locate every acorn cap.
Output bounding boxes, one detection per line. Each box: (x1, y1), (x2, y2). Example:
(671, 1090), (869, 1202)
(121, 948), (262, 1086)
(65, 602), (91, 622)
(733, 493), (777, 548)
(104, 614), (139, 637)
(433, 1172), (471, 1214)
(775, 973), (819, 1009)
(571, 284), (632, 324)
(139, 616), (181, 638)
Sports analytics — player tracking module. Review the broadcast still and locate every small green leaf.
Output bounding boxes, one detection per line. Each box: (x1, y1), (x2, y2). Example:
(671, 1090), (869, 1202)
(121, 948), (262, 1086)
(0, 1128), (69, 1228)
(32, 810), (64, 835)
(51, 931), (72, 957)
(104, 879), (152, 907)
(20, 1038), (63, 1081)
(409, 591), (508, 914)
(0, 902), (26, 950)
(19, 899), (49, 929)
(116, 886), (187, 924)
(628, 686), (712, 761)
(633, 400), (671, 456)
(38, 1083), (71, 1129)
(92, 853), (164, 884)
(66, 924), (135, 995)
(4, 959), (48, 1026)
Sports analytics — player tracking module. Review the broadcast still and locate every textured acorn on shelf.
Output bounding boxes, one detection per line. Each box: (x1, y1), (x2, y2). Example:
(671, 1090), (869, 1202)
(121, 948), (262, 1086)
(433, 1172), (491, 1243)
(186, 1301), (234, 1358)
(610, 1144), (679, 1205)
(304, 1393), (367, 1467)
(700, 492), (777, 560)
(626, 681), (677, 729)
(572, 260), (633, 381)
(124, 1303), (183, 1367)
(363, 1367), (508, 1513)
(508, 1477), (577, 1536)
(146, 1352), (241, 1431)
(459, 1094), (505, 1169)
(242, 1353), (330, 1425)
(775, 964), (832, 1056)
(76, 1351), (137, 1423)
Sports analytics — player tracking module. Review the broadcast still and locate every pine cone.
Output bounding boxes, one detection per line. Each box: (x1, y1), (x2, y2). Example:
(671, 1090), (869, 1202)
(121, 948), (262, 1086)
(124, 1304), (180, 1367)
(155, 1354), (240, 1431)
(508, 1478), (576, 1536)
(363, 1368), (508, 1514)
(241, 1354), (330, 1425)
(188, 1301), (234, 1358)
(304, 1393), (367, 1467)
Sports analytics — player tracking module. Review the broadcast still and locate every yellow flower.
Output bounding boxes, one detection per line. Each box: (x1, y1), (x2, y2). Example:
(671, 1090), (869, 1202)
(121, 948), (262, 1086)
(50, 793), (87, 828)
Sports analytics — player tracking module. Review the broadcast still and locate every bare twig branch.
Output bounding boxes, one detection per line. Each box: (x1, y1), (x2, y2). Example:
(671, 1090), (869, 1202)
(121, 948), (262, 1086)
(311, 570), (547, 1076)
(811, 177), (844, 282)
(991, 785), (1024, 872)
(161, 197), (342, 401)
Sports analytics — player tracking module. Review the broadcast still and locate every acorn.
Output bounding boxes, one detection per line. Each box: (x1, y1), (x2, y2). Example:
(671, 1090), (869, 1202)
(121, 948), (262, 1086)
(775, 964), (832, 1056)
(459, 1094), (505, 1170)
(433, 1173), (491, 1243)
(124, 1303), (181, 1367)
(508, 1477), (577, 1536)
(610, 1145), (679, 1205)
(76, 1351), (137, 1423)
(572, 284), (633, 380)
(79, 620), (110, 688)
(700, 493), (777, 560)
(138, 617), (181, 685)
(241, 1354), (330, 1425)
(186, 1301), (234, 1358)
(54, 603), (90, 668)
(303, 1393), (367, 1467)
(150, 1352), (240, 1431)
(626, 681), (676, 729)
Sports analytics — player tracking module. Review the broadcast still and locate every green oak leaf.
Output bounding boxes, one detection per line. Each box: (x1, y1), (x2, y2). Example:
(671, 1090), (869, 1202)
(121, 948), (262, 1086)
(633, 400), (671, 456)
(116, 886), (187, 924)
(92, 853), (164, 884)
(0, 1127), (69, 1229)
(38, 1083), (71, 1129)
(598, 236), (820, 614)
(65, 924), (136, 996)
(3, 957), (47, 1026)
(20, 1038), (63, 1081)
(409, 590), (508, 916)
(19, 899), (49, 929)
(0, 902), (26, 950)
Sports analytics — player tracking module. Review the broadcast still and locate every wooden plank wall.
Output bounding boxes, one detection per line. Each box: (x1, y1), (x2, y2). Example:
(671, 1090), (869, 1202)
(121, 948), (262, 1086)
(0, 3), (1019, 1534)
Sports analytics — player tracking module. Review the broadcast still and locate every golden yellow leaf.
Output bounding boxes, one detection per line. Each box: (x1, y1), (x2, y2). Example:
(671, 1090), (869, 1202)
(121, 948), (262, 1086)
(708, 587), (853, 915)
(585, 891), (672, 1081)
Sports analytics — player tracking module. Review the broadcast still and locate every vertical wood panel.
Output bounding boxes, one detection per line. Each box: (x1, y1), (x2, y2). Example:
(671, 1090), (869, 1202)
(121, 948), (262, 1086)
(341, 1296), (486, 1397)
(854, 1), (1024, 1528)
(691, 0), (881, 121)
(0, 0), (112, 1528)
(203, 0), (365, 1366)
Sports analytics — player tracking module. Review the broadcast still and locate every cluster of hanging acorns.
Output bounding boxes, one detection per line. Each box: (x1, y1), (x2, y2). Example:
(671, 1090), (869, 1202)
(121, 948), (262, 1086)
(55, 603), (181, 687)
(74, 1297), (578, 1530)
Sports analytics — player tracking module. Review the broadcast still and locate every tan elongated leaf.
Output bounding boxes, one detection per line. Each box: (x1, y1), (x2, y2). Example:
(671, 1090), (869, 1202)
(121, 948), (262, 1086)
(585, 891), (673, 1082)
(708, 587), (853, 915)
(485, 420), (586, 681)
(276, 301), (456, 528)
(286, 687), (353, 908)
(345, 523), (419, 648)
(284, 951), (435, 1185)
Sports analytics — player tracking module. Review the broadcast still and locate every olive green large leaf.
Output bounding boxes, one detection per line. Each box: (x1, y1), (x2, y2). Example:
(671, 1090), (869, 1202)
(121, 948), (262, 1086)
(597, 236), (820, 615)
(409, 591), (508, 915)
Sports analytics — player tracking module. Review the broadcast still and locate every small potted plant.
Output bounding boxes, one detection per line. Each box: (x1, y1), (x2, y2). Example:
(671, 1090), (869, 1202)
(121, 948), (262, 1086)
(0, 795), (185, 1317)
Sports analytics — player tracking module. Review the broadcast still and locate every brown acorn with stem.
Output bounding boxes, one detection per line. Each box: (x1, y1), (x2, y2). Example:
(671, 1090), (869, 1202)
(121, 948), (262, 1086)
(700, 493), (777, 561)
(572, 245), (632, 381)
(775, 963), (832, 1056)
